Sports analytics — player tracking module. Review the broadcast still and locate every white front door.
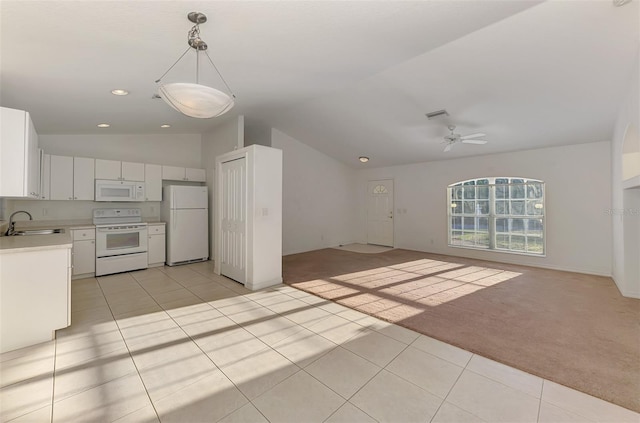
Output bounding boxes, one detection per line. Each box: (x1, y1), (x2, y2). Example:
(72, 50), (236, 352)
(367, 179), (394, 247)
(220, 158), (247, 284)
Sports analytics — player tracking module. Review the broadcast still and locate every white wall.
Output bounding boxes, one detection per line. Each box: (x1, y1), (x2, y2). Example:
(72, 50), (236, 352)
(355, 141), (613, 276)
(201, 116), (244, 258)
(244, 117), (272, 147)
(611, 49), (640, 298)
(39, 134), (202, 167)
(271, 128), (358, 255)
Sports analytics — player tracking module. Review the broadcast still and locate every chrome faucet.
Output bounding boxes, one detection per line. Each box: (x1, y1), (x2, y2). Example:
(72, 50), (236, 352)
(6, 211), (33, 236)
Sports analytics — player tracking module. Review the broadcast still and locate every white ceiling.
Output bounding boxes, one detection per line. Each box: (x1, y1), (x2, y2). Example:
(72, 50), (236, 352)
(1, 1), (638, 168)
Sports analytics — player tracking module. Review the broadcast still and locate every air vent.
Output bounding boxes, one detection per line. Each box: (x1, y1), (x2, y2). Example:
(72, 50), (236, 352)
(613, 0), (632, 6)
(426, 109), (449, 120)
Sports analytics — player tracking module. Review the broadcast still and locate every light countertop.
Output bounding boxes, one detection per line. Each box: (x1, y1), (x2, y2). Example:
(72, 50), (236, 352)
(0, 219), (165, 253)
(0, 232), (72, 254)
(1, 220), (88, 254)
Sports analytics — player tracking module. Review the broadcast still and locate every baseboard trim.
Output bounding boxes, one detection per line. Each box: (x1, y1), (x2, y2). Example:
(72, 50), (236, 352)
(247, 277), (283, 291)
(398, 246), (612, 278)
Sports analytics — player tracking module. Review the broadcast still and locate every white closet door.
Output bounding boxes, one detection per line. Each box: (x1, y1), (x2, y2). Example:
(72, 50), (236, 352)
(220, 158), (246, 284)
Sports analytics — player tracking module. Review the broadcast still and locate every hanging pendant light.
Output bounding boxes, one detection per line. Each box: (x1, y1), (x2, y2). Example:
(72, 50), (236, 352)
(156, 12), (235, 119)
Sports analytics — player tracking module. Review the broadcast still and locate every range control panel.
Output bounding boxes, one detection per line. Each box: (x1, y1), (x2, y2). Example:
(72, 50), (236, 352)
(93, 208), (143, 225)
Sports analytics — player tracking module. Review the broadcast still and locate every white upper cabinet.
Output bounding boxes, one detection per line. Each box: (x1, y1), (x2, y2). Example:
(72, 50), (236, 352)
(144, 164), (162, 201)
(49, 155), (95, 200)
(95, 159), (144, 181)
(185, 168), (206, 182)
(162, 165), (206, 182)
(0, 107), (41, 198)
(73, 157), (95, 200)
(40, 154), (51, 200)
(50, 155), (74, 200)
(161, 165), (184, 181)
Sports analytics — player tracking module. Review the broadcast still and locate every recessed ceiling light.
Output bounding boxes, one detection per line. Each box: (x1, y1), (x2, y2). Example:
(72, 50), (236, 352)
(160, 124), (171, 128)
(97, 123), (110, 128)
(359, 156), (370, 163)
(111, 89), (129, 96)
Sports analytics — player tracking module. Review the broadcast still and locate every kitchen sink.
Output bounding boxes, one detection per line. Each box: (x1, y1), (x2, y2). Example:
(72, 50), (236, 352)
(11, 228), (65, 236)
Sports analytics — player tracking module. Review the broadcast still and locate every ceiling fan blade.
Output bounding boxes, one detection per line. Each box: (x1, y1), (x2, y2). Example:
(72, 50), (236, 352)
(461, 133), (486, 140)
(444, 144), (453, 152)
(462, 139), (488, 145)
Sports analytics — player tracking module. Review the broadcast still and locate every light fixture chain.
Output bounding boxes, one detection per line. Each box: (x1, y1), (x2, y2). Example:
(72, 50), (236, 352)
(155, 46), (192, 83)
(204, 50), (236, 98)
(196, 37), (200, 84)
(188, 24), (199, 47)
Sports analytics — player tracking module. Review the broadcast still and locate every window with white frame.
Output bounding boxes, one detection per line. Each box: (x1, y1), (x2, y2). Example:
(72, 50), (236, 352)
(448, 177), (545, 255)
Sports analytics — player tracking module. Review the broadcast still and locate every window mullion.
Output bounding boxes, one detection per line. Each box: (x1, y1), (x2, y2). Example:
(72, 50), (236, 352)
(489, 183), (496, 249)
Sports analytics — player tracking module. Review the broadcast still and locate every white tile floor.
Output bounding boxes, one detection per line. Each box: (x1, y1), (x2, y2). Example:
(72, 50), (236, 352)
(1, 261), (638, 423)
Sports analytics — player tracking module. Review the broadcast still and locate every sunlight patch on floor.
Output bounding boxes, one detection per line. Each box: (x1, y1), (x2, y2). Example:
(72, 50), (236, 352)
(291, 260), (522, 312)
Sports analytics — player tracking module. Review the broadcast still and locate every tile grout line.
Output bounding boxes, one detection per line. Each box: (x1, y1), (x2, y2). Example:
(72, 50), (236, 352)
(426, 353), (477, 423)
(462, 364), (543, 402)
(129, 267), (260, 420)
(537, 379), (544, 422)
(311, 340), (418, 421)
(94, 274), (162, 422)
(200, 286), (373, 421)
(291, 284), (550, 421)
(49, 337), (57, 423)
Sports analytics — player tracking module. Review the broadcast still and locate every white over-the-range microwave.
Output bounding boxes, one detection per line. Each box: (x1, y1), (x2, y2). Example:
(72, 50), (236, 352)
(95, 180), (145, 202)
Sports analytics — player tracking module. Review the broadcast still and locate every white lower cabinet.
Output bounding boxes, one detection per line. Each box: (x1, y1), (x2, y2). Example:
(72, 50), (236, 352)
(72, 228), (95, 278)
(148, 223), (166, 267)
(0, 247), (71, 353)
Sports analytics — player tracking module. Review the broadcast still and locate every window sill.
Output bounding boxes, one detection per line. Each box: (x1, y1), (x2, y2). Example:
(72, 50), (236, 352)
(448, 244), (546, 258)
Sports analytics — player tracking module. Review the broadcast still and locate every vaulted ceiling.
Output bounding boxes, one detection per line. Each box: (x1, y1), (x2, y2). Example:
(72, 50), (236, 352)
(1, 1), (638, 167)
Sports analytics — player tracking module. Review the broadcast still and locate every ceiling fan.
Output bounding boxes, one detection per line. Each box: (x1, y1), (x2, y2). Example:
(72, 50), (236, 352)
(443, 125), (487, 152)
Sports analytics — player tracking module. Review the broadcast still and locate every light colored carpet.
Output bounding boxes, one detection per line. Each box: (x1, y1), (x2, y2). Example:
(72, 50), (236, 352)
(332, 243), (394, 254)
(283, 248), (640, 413)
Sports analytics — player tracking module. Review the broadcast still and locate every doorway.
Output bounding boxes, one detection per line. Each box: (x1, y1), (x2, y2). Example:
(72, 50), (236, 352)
(367, 179), (394, 247)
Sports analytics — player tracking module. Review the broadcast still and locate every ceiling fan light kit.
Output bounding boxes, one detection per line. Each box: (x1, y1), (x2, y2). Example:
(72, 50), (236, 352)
(156, 12), (235, 119)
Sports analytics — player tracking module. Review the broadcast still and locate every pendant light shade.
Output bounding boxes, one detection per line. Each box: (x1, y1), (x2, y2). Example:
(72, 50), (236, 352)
(158, 83), (234, 119)
(156, 12), (235, 119)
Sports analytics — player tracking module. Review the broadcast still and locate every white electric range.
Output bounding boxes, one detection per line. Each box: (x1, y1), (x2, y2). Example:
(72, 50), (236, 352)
(93, 208), (148, 276)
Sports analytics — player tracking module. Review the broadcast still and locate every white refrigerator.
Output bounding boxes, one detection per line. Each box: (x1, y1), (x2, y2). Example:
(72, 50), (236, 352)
(161, 185), (209, 266)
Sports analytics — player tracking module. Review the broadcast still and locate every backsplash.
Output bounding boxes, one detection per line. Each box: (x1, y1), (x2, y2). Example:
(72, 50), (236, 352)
(6, 199), (161, 222)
